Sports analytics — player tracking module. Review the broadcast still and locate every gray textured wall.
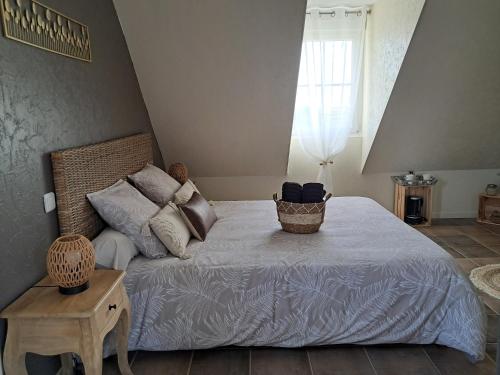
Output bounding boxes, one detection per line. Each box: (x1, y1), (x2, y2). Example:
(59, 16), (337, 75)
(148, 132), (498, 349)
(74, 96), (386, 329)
(0, 0), (162, 372)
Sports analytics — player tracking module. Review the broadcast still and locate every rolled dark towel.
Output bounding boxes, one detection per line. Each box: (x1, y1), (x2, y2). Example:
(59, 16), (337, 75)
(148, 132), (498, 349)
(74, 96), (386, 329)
(302, 183), (325, 203)
(301, 195), (324, 202)
(303, 183), (325, 191)
(283, 182), (302, 191)
(282, 182), (302, 203)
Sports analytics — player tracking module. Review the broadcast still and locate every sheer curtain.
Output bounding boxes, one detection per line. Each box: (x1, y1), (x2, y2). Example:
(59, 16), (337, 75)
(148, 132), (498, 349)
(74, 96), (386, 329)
(292, 7), (367, 193)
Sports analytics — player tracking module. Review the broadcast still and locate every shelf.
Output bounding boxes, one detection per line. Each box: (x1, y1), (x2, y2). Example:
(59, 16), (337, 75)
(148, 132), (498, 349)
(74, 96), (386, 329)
(394, 183), (433, 227)
(478, 194), (500, 226)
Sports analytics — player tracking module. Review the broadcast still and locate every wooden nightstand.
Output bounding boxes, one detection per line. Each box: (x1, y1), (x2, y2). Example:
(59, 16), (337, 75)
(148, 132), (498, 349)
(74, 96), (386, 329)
(1, 270), (132, 375)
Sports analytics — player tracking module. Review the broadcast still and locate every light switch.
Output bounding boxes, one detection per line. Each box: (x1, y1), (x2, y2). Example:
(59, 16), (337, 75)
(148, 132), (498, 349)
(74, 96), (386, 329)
(43, 192), (56, 213)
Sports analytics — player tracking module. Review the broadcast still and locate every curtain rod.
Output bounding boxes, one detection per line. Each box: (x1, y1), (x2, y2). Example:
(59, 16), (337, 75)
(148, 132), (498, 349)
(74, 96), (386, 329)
(306, 9), (371, 16)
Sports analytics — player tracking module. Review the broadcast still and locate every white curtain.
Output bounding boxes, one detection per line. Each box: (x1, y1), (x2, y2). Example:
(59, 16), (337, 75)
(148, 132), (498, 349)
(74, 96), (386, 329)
(292, 7), (368, 193)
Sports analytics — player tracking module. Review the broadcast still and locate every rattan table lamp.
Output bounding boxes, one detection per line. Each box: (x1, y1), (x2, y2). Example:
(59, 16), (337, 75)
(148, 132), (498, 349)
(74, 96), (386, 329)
(47, 234), (96, 295)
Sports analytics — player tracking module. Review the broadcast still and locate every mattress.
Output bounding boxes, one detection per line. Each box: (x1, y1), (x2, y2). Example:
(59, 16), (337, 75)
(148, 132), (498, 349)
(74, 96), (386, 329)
(120, 197), (486, 360)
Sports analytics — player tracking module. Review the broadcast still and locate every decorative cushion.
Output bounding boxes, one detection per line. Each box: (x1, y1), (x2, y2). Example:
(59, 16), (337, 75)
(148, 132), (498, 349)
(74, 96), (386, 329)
(178, 192), (217, 241)
(150, 203), (192, 259)
(173, 179), (200, 205)
(128, 163), (181, 206)
(92, 227), (139, 270)
(168, 162), (189, 184)
(87, 180), (168, 259)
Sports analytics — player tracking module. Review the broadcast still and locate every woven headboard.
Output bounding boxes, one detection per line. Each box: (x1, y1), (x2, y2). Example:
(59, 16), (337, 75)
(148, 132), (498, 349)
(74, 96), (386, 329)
(51, 133), (153, 239)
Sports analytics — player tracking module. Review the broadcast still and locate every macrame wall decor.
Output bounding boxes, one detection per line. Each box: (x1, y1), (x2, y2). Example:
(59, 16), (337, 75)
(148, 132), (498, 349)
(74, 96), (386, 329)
(0, 0), (91, 62)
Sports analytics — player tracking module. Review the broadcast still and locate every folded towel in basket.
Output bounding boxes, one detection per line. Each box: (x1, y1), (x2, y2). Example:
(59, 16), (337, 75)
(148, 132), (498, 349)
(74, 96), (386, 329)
(302, 183), (326, 203)
(282, 182), (302, 203)
(282, 182), (326, 203)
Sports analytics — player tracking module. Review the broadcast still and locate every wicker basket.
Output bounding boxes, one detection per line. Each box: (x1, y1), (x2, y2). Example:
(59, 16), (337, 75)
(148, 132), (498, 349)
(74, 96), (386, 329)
(273, 193), (332, 234)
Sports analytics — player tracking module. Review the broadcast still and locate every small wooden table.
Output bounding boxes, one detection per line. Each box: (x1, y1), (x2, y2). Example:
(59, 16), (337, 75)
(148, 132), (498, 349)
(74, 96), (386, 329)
(393, 178), (435, 227)
(477, 193), (500, 225)
(0, 270), (132, 375)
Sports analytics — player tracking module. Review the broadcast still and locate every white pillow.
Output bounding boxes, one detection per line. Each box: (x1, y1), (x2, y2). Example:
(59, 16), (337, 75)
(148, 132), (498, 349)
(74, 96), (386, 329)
(87, 179), (168, 259)
(173, 180), (200, 205)
(92, 228), (139, 270)
(150, 203), (192, 259)
(128, 163), (181, 207)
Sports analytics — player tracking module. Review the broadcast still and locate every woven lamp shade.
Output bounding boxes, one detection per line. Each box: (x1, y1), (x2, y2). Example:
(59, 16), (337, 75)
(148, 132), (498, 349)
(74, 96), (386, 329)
(47, 234), (96, 295)
(168, 162), (189, 184)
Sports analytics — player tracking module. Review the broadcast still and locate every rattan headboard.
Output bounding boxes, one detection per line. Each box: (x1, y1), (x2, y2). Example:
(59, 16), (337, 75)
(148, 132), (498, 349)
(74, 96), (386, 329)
(51, 133), (153, 239)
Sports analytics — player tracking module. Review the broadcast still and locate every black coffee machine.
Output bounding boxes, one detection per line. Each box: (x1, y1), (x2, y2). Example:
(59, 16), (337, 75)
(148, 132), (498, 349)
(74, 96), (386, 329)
(405, 196), (424, 225)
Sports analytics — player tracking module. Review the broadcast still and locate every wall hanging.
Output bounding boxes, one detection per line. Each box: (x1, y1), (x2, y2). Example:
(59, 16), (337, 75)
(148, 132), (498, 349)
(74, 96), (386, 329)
(0, 0), (91, 62)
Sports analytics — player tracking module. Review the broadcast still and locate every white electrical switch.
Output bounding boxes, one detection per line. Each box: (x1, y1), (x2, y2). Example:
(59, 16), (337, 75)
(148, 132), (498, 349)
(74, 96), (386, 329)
(43, 192), (56, 213)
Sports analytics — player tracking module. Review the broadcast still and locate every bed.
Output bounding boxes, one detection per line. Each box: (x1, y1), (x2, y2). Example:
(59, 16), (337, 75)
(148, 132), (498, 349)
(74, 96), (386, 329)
(51, 134), (486, 361)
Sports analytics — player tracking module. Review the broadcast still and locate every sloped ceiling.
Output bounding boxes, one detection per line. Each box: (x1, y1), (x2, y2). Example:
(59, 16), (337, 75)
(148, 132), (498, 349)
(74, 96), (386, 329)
(361, 0), (425, 168)
(363, 0), (500, 173)
(113, 0), (306, 177)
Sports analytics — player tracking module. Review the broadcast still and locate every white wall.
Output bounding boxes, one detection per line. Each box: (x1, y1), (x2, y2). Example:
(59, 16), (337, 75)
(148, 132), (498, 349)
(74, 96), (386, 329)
(114, 0), (499, 219)
(196, 137), (500, 218)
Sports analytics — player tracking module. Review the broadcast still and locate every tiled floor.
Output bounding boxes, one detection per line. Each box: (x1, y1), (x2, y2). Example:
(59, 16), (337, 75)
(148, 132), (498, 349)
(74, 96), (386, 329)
(104, 219), (500, 375)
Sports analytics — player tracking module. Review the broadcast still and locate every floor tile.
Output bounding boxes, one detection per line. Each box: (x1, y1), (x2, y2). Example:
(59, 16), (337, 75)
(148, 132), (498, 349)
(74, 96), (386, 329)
(442, 235), (480, 246)
(486, 244), (500, 254)
(251, 348), (311, 375)
(450, 218), (478, 226)
(470, 258), (500, 267)
(428, 236), (448, 246)
(432, 219), (456, 226)
(442, 245), (465, 258)
(424, 345), (495, 375)
(132, 350), (192, 375)
(103, 352), (136, 375)
(190, 348), (249, 375)
(307, 346), (375, 375)
(451, 244), (499, 258)
(481, 292), (500, 315)
(478, 294), (497, 315)
(454, 258), (478, 274)
(484, 225), (500, 235)
(488, 315), (498, 343)
(365, 346), (438, 375)
(458, 225), (494, 237)
(486, 343), (497, 362)
(470, 234), (500, 247)
(427, 226), (463, 236)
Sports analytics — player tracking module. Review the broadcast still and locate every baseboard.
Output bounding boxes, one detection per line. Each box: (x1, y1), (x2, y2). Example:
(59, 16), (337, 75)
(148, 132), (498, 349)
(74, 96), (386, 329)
(432, 211), (476, 219)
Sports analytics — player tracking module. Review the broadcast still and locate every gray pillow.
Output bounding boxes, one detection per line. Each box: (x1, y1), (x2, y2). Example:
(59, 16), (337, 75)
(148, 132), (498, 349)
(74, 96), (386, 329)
(128, 163), (181, 207)
(92, 227), (139, 270)
(87, 179), (168, 259)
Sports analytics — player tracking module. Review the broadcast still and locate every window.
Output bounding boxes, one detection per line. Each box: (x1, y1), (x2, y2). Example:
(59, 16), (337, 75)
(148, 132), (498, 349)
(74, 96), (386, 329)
(296, 40), (353, 113)
(288, 8), (367, 190)
(292, 9), (366, 137)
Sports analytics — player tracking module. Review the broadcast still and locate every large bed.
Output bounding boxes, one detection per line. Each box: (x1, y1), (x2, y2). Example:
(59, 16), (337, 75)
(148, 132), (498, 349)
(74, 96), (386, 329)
(51, 134), (486, 361)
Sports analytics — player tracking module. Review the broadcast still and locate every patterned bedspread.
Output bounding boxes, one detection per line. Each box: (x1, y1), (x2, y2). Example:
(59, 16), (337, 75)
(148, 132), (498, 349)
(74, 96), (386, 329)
(119, 197), (486, 360)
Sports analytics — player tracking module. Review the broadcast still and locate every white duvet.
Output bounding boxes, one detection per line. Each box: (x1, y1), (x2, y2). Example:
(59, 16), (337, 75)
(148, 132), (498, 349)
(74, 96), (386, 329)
(120, 197), (486, 360)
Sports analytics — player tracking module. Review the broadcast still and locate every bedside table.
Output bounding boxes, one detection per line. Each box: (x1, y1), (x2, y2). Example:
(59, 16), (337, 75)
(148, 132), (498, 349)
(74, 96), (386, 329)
(1, 270), (132, 375)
